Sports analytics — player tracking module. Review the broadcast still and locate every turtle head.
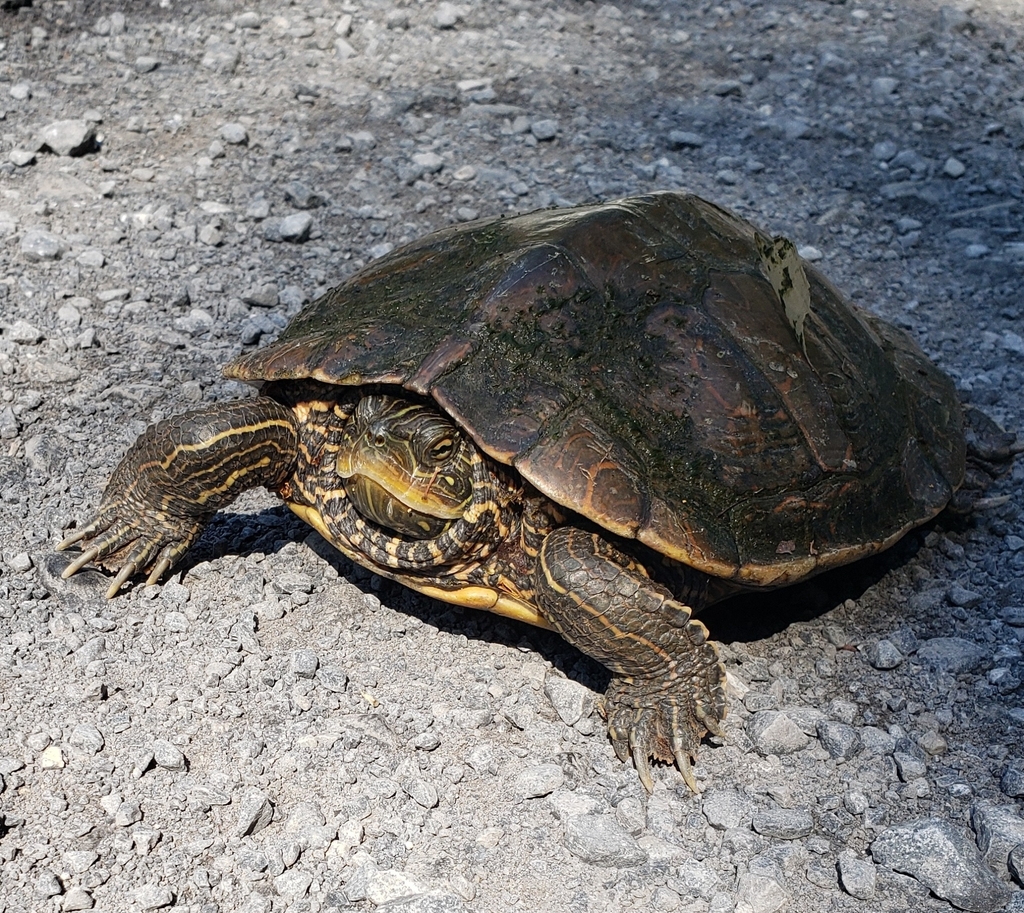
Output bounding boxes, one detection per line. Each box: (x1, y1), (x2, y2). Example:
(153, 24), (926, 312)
(336, 393), (476, 539)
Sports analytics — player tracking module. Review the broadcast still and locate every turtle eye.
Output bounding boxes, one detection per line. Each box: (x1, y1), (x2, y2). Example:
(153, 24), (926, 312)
(428, 437), (455, 463)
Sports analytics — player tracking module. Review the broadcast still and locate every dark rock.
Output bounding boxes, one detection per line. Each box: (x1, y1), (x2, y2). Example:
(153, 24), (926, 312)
(817, 720), (862, 761)
(1001, 761), (1024, 798)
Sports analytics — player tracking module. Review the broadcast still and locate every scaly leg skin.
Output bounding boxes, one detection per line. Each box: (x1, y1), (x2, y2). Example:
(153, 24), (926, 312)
(535, 527), (726, 793)
(58, 398), (298, 599)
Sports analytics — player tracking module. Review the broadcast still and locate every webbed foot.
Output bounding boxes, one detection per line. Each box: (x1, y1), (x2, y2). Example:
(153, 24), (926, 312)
(605, 619), (726, 792)
(57, 502), (203, 599)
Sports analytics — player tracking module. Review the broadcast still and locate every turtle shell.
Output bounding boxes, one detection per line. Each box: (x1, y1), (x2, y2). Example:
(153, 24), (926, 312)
(225, 192), (965, 587)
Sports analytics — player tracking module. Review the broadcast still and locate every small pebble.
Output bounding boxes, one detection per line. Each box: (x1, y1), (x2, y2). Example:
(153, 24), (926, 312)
(152, 739), (186, 771)
(114, 800), (143, 827)
(10, 149), (36, 167)
(39, 745), (65, 769)
(894, 740), (928, 781)
(543, 676), (593, 726)
(867, 639), (903, 670)
(530, 119), (559, 141)
(917, 730), (947, 757)
(274, 871), (312, 903)
(735, 869), (787, 913)
(872, 140), (898, 161)
(412, 151), (444, 174)
(971, 801), (1024, 877)
(134, 884), (174, 910)
(235, 791), (274, 836)
(837, 850), (877, 900)
(36, 870), (62, 898)
(702, 789), (754, 830)
(62, 887), (94, 911)
(68, 724), (104, 755)
(871, 819), (1012, 912)
(844, 791), (870, 815)
(283, 181), (323, 209)
(871, 77), (899, 97)
(21, 231), (65, 263)
(1009, 845), (1024, 887)
(38, 120), (96, 156)
(514, 763), (564, 799)
(667, 130), (705, 149)
(947, 584), (983, 608)
(291, 649), (319, 679)
(264, 212), (314, 243)
(404, 777), (439, 809)
(220, 122), (249, 145)
(816, 720), (862, 761)
(202, 43), (241, 74)
(1001, 762), (1024, 798)
(432, 3), (460, 29)
(916, 637), (986, 673)
(751, 807), (813, 839)
(747, 711), (809, 755)
(943, 156), (966, 178)
(8, 552), (33, 572)
(563, 813), (648, 867)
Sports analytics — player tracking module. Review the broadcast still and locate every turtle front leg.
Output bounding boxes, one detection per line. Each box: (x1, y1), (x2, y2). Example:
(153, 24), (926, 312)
(535, 527), (726, 792)
(58, 397), (298, 598)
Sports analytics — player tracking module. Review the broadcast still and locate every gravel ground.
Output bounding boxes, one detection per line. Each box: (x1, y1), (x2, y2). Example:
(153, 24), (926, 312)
(2, 1), (1024, 912)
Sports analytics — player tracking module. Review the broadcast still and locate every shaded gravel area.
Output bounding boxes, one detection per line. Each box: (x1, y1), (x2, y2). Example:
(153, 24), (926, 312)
(2, 1), (1024, 912)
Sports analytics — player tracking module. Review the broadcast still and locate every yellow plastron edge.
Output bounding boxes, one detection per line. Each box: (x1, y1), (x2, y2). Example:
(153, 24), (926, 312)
(287, 502), (555, 631)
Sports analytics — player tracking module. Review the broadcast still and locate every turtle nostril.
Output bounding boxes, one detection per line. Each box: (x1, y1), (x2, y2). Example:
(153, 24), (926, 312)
(373, 432), (387, 448)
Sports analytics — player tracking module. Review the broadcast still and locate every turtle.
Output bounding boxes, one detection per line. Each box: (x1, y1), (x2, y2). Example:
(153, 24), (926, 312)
(57, 191), (1017, 791)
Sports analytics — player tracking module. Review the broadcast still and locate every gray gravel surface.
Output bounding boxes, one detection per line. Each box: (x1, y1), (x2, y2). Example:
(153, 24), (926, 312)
(2, 1), (1024, 912)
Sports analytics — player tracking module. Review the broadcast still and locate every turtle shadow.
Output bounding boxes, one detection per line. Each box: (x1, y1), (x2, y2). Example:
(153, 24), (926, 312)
(44, 504), (931, 694)
(699, 538), (921, 646)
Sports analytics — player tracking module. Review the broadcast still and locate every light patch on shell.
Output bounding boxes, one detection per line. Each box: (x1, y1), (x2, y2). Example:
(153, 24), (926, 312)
(756, 233), (812, 348)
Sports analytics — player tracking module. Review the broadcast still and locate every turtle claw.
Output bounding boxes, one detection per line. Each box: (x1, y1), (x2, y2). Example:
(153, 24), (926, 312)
(56, 526), (93, 551)
(629, 727), (655, 793)
(672, 735), (699, 794)
(106, 560), (139, 600)
(146, 555), (173, 587)
(634, 752), (655, 794)
(60, 545), (102, 579)
(610, 729), (631, 764)
(699, 710), (727, 740)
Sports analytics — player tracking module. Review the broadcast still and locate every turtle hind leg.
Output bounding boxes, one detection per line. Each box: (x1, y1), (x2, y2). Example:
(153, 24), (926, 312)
(58, 397), (298, 598)
(949, 406), (1022, 513)
(534, 527), (726, 792)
